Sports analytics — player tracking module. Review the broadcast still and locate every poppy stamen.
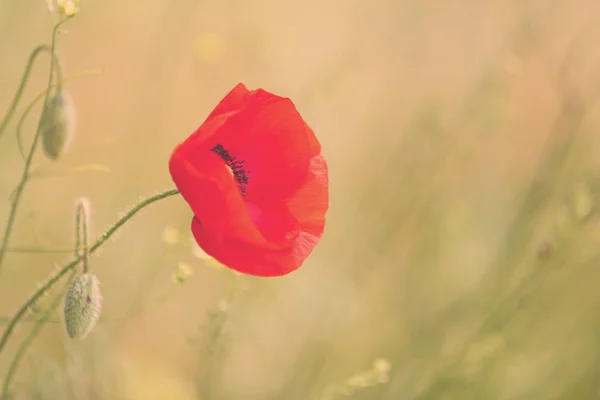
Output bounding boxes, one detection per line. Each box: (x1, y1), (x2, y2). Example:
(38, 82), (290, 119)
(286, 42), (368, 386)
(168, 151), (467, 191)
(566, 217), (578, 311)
(211, 144), (250, 197)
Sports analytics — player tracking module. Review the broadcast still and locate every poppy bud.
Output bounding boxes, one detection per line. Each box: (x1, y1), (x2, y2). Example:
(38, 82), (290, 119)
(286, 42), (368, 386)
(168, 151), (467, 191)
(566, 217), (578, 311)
(40, 91), (75, 160)
(63, 273), (102, 340)
(74, 196), (92, 257)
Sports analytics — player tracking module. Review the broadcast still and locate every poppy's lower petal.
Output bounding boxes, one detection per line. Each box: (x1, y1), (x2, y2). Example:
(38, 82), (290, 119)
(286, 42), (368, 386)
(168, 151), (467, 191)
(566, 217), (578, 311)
(191, 217), (321, 277)
(270, 223), (324, 272)
(244, 200), (300, 244)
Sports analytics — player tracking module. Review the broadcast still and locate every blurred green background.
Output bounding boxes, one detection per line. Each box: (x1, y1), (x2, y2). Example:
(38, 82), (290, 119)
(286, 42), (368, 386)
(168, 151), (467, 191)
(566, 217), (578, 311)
(2, 0), (600, 399)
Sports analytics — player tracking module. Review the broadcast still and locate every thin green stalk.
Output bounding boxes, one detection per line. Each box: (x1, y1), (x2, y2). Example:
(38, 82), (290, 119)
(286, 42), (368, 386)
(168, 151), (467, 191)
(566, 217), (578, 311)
(0, 270), (75, 400)
(0, 188), (180, 356)
(0, 247), (79, 254)
(126, 241), (172, 316)
(0, 17), (71, 276)
(0, 279), (181, 325)
(197, 271), (240, 399)
(0, 44), (62, 138)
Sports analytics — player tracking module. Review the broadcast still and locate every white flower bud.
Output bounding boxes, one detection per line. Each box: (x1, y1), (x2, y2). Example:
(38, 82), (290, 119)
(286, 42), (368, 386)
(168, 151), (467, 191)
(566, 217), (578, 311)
(64, 273), (102, 340)
(40, 91), (75, 160)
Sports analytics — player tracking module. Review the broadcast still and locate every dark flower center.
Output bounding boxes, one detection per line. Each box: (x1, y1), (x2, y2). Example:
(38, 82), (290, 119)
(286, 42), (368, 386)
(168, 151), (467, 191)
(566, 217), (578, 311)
(211, 144), (249, 197)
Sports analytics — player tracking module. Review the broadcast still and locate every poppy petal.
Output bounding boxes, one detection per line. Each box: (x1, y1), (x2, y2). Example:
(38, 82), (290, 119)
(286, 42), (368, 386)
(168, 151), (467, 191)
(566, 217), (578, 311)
(303, 122), (322, 157)
(170, 83), (329, 277)
(204, 97), (311, 202)
(170, 147), (279, 249)
(191, 217), (320, 277)
(286, 154), (329, 227)
(205, 82), (250, 121)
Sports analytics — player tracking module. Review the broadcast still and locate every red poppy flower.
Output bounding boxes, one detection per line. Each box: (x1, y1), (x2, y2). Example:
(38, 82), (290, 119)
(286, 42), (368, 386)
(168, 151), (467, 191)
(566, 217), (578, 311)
(169, 83), (329, 277)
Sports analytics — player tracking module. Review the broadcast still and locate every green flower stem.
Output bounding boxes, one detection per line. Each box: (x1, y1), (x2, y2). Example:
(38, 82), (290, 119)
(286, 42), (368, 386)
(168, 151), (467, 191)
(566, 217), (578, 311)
(0, 188), (180, 356)
(0, 247), (80, 254)
(0, 270), (75, 400)
(0, 278), (181, 325)
(0, 17), (71, 276)
(0, 44), (63, 139)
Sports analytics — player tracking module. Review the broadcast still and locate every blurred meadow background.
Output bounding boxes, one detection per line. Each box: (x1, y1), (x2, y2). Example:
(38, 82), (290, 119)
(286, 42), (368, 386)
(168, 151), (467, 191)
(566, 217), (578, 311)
(1, 0), (600, 399)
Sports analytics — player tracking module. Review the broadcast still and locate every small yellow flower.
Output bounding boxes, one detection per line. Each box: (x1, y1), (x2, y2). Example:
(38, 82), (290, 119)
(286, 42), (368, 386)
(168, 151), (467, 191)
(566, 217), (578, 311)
(191, 243), (209, 259)
(172, 262), (193, 284)
(55, 0), (80, 17)
(373, 358), (391, 374)
(206, 258), (226, 270)
(192, 242), (225, 270)
(162, 226), (180, 245)
(571, 182), (593, 220)
(195, 34), (226, 62)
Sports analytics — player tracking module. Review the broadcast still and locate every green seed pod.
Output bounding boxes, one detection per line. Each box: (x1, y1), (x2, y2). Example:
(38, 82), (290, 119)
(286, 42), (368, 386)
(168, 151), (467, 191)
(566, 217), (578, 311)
(64, 273), (102, 340)
(40, 91), (75, 160)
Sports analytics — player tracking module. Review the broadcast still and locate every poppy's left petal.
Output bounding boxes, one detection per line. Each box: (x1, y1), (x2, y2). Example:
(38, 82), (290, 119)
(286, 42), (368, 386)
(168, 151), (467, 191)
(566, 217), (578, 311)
(170, 144), (283, 249)
(169, 146), (228, 243)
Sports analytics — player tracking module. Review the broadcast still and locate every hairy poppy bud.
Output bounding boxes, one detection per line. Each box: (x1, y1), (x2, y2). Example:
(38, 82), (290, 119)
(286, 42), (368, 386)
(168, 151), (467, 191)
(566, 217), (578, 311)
(74, 196), (92, 257)
(64, 273), (102, 340)
(40, 91), (75, 160)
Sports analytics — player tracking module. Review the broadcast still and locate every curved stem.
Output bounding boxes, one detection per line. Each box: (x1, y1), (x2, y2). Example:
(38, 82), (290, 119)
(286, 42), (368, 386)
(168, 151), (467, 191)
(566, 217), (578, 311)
(0, 278), (180, 325)
(0, 17), (70, 275)
(0, 247), (79, 254)
(0, 270), (74, 399)
(0, 44), (62, 139)
(0, 188), (180, 356)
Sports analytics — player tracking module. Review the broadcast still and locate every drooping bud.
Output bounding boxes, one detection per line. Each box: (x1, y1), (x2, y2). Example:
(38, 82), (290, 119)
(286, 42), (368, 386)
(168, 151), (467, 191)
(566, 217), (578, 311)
(64, 273), (102, 340)
(40, 91), (75, 160)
